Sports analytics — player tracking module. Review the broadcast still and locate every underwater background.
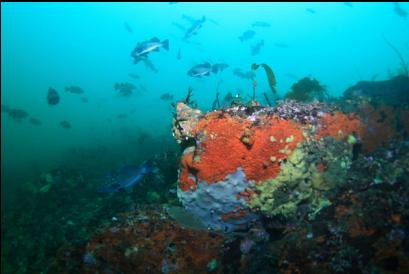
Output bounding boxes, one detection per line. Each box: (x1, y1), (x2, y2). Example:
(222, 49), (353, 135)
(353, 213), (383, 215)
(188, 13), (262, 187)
(1, 2), (409, 274)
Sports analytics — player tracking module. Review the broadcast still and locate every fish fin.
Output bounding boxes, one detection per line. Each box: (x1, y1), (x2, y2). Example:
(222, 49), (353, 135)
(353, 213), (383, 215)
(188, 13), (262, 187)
(133, 58), (143, 64)
(205, 72), (211, 76)
(212, 65), (219, 74)
(150, 37), (160, 42)
(204, 62), (211, 67)
(162, 39), (169, 51)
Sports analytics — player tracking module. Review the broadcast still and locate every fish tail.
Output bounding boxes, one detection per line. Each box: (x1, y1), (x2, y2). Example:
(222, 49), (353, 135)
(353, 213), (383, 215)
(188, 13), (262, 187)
(162, 39), (169, 51)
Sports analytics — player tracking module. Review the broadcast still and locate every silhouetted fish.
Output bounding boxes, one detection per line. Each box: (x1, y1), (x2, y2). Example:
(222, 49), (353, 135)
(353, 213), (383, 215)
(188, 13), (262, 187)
(115, 82), (136, 96)
(251, 21), (271, 28)
(393, 2), (407, 18)
(8, 108), (28, 120)
(29, 117), (42, 126)
(117, 113), (128, 119)
(184, 16), (206, 40)
(239, 30), (255, 42)
(274, 42), (289, 48)
(212, 63), (229, 73)
(99, 161), (154, 193)
(60, 120), (71, 129)
(160, 92), (174, 101)
(233, 68), (255, 80)
(251, 40), (264, 56)
(128, 73), (140, 79)
(65, 86), (84, 94)
(285, 73), (299, 80)
(81, 97), (88, 103)
(306, 8), (316, 14)
(47, 87), (60, 105)
(124, 21), (133, 33)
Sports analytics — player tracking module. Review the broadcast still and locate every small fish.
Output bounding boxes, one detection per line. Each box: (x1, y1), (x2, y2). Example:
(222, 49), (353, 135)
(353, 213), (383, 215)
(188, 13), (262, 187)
(29, 117), (42, 126)
(177, 48), (181, 60)
(117, 113), (128, 119)
(8, 108), (29, 120)
(131, 37), (169, 63)
(251, 40), (264, 56)
(184, 16), (206, 40)
(393, 2), (407, 18)
(160, 92), (174, 101)
(212, 63), (229, 73)
(65, 86), (84, 94)
(81, 97), (88, 103)
(232, 68), (255, 80)
(343, 2), (353, 8)
(251, 21), (271, 28)
(239, 30), (255, 42)
(99, 160), (154, 193)
(128, 73), (140, 79)
(60, 120), (71, 129)
(124, 21), (133, 33)
(114, 82), (136, 96)
(306, 8), (316, 14)
(274, 42), (289, 48)
(187, 62), (218, 78)
(47, 87), (60, 105)
(142, 58), (159, 73)
(285, 73), (299, 80)
(137, 132), (150, 144)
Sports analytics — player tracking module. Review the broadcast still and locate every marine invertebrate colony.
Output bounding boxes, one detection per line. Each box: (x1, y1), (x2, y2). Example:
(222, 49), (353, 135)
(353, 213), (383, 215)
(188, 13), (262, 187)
(173, 100), (365, 231)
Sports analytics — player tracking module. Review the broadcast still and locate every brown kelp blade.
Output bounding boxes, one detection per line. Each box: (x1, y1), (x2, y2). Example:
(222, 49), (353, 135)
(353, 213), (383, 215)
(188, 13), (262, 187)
(252, 63), (277, 94)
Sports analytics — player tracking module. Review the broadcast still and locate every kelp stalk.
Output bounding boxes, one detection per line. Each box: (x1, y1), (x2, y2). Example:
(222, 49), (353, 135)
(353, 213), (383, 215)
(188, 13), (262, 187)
(382, 34), (409, 77)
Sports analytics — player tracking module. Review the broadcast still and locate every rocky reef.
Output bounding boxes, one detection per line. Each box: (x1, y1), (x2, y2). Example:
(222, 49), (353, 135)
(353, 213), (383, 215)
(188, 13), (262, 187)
(172, 100), (366, 231)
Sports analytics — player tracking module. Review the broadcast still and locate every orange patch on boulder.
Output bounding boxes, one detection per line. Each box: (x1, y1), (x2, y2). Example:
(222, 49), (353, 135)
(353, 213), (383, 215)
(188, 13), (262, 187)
(179, 150), (197, 191)
(190, 113), (304, 183)
(317, 112), (364, 141)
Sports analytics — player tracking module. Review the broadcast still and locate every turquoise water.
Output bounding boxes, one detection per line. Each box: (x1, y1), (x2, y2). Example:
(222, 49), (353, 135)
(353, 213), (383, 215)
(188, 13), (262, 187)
(1, 2), (409, 273)
(2, 2), (408, 179)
